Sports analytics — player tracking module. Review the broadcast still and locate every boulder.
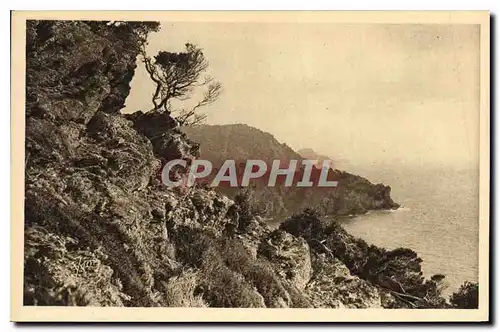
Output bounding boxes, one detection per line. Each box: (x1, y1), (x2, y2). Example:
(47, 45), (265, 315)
(258, 229), (312, 290)
(305, 254), (382, 308)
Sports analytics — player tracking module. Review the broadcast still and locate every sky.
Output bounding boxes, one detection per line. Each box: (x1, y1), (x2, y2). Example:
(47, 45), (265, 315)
(123, 22), (480, 169)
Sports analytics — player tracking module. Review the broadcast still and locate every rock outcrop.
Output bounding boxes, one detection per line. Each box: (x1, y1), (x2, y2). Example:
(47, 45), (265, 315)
(305, 255), (382, 308)
(258, 230), (312, 290)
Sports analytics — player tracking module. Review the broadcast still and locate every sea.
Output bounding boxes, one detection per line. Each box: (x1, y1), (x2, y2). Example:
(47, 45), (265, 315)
(340, 165), (479, 295)
(268, 165), (479, 294)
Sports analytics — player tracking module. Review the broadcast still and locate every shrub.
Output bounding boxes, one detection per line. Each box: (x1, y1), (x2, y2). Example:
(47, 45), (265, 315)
(282, 282), (313, 308)
(280, 208), (330, 239)
(200, 259), (265, 307)
(219, 237), (254, 273)
(243, 259), (290, 307)
(162, 268), (206, 307)
(171, 226), (218, 267)
(171, 227), (265, 307)
(280, 210), (453, 308)
(219, 237), (290, 307)
(450, 282), (479, 309)
(234, 188), (264, 231)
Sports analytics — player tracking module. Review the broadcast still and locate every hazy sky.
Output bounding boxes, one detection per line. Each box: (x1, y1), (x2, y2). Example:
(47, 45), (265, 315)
(123, 23), (480, 169)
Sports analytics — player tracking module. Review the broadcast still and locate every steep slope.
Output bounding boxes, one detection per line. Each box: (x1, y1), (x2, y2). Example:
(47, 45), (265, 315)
(183, 124), (399, 217)
(183, 124), (301, 165)
(22, 20), (473, 310)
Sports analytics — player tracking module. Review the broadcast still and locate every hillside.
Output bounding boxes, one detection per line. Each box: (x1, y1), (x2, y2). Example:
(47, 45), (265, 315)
(183, 124), (400, 217)
(183, 124), (301, 165)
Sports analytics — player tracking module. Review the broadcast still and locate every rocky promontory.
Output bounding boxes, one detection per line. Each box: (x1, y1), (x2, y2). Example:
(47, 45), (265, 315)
(183, 124), (400, 217)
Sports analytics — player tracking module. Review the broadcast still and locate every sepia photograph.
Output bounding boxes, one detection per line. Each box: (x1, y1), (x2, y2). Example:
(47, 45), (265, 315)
(10, 11), (490, 322)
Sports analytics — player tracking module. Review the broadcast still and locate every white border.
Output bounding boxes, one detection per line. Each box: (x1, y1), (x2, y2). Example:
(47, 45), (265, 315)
(4, 1), (497, 331)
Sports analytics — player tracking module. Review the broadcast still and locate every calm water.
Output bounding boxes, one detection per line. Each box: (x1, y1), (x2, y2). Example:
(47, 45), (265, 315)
(341, 166), (479, 294)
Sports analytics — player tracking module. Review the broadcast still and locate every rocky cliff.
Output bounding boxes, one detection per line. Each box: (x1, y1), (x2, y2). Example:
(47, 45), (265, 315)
(23, 20), (474, 309)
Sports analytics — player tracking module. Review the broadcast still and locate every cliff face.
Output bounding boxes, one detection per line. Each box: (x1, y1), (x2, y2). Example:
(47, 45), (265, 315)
(23, 21), (456, 309)
(183, 124), (399, 217)
(25, 20), (165, 306)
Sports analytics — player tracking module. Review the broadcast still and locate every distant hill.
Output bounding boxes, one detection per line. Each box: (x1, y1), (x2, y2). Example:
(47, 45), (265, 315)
(183, 124), (399, 218)
(297, 148), (334, 169)
(297, 148), (330, 160)
(183, 124), (301, 166)
(297, 148), (357, 171)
